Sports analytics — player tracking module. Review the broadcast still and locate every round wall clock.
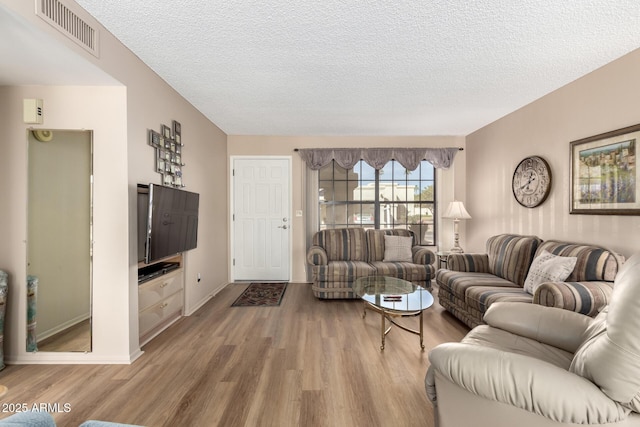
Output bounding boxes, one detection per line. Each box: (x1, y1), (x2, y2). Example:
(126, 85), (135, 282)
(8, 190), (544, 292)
(512, 156), (552, 208)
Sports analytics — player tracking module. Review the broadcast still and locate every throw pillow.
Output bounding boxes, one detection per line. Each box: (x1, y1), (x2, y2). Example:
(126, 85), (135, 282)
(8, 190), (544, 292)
(524, 250), (577, 294)
(383, 235), (413, 262)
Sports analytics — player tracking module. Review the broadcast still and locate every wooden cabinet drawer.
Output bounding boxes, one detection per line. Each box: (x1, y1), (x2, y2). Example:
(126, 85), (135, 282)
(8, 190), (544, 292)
(138, 269), (183, 312)
(139, 290), (183, 337)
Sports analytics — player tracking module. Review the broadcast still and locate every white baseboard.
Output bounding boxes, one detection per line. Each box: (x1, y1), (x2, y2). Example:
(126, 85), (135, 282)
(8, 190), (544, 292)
(184, 282), (230, 316)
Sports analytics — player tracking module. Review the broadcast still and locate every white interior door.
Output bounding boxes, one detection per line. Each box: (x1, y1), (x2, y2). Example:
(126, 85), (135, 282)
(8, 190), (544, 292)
(232, 157), (291, 281)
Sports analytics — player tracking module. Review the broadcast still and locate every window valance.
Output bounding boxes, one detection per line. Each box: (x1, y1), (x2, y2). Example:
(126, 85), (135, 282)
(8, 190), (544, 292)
(296, 147), (460, 171)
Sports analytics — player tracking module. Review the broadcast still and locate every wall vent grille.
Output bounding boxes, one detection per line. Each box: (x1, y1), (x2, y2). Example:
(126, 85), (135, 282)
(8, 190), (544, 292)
(36, 0), (100, 57)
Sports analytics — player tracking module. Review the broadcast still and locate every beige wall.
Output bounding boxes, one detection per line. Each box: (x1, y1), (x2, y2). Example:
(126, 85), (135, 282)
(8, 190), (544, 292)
(228, 135), (466, 282)
(0, 1), (228, 363)
(466, 48), (640, 257)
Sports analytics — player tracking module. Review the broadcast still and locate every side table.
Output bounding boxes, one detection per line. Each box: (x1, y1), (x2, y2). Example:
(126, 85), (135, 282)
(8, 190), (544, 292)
(436, 251), (450, 269)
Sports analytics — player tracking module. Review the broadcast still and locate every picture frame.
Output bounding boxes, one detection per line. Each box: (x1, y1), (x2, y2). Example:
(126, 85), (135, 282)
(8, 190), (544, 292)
(570, 123), (639, 215)
(148, 130), (161, 147)
(172, 120), (181, 137)
(161, 124), (172, 139)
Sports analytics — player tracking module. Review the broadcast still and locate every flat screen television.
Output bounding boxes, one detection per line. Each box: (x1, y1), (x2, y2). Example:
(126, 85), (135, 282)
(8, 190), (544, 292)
(137, 183), (200, 264)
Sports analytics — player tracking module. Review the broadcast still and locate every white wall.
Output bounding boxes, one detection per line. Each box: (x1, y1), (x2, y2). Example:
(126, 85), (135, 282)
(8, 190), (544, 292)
(466, 48), (640, 258)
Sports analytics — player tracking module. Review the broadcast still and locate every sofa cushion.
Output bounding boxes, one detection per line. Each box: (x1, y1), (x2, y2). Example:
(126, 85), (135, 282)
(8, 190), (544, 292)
(536, 241), (623, 282)
(313, 260), (376, 282)
(437, 271), (521, 300)
(438, 270), (531, 316)
(369, 261), (433, 282)
(524, 250), (577, 294)
(312, 228), (368, 262)
(465, 285), (533, 315)
(382, 235), (413, 262)
(486, 234), (542, 286)
(366, 228), (415, 262)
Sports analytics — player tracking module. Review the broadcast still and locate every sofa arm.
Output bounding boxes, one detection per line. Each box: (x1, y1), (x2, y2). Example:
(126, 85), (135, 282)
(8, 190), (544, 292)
(306, 245), (328, 266)
(0, 411), (56, 426)
(412, 246), (435, 265)
(446, 253), (490, 273)
(483, 302), (592, 353)
(534, 281), (613, 317)
(428, 343), (629, 424)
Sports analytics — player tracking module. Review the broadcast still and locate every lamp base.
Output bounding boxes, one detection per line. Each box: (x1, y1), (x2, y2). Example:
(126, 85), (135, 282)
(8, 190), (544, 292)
(450, 226), (464, 253)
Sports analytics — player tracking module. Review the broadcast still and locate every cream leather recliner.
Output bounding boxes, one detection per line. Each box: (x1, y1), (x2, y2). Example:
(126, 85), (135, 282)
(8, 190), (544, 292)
(425, 253), (640, 427)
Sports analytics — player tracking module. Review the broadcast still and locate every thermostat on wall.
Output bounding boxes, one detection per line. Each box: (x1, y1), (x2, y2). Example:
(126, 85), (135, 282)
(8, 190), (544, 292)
(23, 99), (44, 124)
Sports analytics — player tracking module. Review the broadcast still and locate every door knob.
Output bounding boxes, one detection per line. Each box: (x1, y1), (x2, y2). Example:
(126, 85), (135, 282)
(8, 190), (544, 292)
(278, 225), (288, 229)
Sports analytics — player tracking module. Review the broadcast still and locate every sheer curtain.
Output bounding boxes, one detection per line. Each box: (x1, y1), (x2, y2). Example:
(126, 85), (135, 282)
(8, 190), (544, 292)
(304, 167), (319, 282)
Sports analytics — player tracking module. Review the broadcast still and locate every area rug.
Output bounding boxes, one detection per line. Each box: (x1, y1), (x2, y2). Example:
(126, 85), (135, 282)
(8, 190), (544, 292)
(231, 282), (288, 307)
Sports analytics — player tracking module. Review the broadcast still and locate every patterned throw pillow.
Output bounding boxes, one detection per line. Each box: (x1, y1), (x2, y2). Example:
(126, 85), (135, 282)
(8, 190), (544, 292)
(383, 235), (413, 262)
(524, 250), (577, 294)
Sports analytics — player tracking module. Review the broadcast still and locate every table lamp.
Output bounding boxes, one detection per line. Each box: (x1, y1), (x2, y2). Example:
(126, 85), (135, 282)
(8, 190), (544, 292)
(443, 201), (471, 253)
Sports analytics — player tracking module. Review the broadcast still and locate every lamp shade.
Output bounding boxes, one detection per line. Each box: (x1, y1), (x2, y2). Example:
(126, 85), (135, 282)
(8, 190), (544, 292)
(443, 201), (471, 220)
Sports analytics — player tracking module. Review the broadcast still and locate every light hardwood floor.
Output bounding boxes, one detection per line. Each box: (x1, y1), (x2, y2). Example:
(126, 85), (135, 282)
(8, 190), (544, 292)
(0, 283), (468, 426)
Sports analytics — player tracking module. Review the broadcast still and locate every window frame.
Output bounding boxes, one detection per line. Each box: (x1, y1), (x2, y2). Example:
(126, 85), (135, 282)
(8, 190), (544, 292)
(318, 159), (437, 246)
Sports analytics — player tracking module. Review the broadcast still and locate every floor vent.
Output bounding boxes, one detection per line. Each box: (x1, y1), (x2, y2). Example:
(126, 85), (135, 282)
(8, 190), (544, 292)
(36, 0), (100, 57)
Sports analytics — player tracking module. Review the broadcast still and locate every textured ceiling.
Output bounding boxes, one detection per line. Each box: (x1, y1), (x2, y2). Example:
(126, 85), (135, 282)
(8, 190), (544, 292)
(73, 1), (640, 135)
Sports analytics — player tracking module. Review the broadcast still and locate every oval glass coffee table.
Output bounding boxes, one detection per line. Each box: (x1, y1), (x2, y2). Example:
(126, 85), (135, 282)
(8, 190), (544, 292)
(353, 276), (433, 351)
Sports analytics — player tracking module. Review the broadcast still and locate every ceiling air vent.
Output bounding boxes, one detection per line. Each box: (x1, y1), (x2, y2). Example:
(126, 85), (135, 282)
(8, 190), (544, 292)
(35, 0), (100, 57)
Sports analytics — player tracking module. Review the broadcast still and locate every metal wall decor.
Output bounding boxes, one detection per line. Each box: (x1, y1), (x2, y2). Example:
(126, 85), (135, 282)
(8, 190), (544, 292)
(148, 120), (185, 187)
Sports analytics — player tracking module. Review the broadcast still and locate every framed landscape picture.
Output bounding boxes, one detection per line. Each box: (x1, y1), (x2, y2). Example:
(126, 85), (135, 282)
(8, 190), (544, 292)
(570, 124), (639, 215)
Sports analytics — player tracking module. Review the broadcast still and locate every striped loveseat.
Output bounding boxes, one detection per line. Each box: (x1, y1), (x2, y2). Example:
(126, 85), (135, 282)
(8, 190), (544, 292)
(307, 228), (436, 299)
(436, 234), (625, 329)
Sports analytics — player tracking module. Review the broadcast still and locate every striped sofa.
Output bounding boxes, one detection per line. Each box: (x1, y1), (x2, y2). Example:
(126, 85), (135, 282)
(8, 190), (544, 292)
(436, 234), (625, 329)
(307, 228), (436, 299)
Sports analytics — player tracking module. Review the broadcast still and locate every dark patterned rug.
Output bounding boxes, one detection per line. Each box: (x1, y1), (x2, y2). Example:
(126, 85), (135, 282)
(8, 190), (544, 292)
(231, 282), (288, 307)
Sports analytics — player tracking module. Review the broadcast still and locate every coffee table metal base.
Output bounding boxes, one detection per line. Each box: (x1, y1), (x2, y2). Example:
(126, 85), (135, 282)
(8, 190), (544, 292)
(362, 301), (424, 351)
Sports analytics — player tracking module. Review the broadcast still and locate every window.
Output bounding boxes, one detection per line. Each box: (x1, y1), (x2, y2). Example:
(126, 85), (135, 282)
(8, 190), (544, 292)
(318, 159), (436, 245)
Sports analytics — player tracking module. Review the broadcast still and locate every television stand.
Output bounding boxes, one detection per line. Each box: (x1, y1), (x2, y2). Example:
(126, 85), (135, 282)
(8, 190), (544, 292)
(137, 254), (184, 346)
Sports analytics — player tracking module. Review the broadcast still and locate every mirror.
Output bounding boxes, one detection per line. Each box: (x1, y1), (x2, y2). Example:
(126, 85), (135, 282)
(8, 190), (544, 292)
(27, 129), (92, 352)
